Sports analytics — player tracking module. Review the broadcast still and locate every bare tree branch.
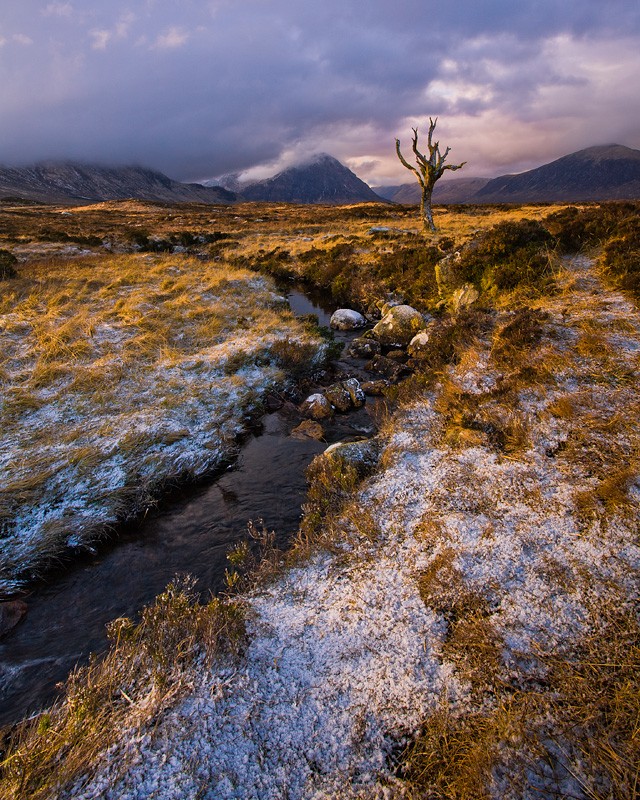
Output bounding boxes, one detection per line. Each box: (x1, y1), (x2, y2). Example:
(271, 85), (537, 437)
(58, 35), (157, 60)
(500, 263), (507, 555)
(394, 117), (465, 232)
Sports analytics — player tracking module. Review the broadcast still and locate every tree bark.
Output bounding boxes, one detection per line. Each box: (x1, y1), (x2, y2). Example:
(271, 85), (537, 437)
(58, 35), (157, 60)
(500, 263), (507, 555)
(421, 186), (436, 232)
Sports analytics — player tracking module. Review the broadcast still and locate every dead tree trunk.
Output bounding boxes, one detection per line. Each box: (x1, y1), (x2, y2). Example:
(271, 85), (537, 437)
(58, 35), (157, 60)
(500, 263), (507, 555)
(395, 117), (465, 233)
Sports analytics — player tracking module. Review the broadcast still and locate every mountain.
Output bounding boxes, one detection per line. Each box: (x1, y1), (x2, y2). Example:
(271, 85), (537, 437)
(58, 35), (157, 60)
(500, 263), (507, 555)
(375, 144), (640, 205)
(475, 144), (640, 203)
(374, 177), (490, 205)
(0, 162), (235, 205)
(236, 154), (385, 204)
(202, 172), (245, 194)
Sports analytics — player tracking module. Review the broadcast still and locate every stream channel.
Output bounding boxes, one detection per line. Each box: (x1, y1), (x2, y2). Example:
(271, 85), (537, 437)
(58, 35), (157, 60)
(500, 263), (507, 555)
(0, 286), (385, 728)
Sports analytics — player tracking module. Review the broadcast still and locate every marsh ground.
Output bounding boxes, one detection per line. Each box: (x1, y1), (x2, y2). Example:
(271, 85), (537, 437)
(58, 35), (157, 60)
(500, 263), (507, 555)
(1, 198), (639, 799)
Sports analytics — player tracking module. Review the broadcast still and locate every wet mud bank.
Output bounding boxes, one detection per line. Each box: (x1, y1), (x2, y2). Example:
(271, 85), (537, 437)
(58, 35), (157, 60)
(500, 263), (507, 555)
(0, 287), (385, 728)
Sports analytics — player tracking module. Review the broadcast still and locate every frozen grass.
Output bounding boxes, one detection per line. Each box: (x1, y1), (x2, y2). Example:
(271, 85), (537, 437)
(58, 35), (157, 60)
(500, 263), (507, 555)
(3, 252), (637, 799)
(1, 205), (639, 799)
(0, 253), (326, 592)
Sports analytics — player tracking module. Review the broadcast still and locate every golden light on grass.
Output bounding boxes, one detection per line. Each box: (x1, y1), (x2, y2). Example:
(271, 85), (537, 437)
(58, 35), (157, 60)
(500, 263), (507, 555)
(0, 251), (325, 591)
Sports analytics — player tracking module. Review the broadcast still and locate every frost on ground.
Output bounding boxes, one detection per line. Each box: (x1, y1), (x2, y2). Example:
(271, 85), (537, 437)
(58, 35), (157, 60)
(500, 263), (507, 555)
(0, 254), (327, 593)
(56, 258), (640, 798)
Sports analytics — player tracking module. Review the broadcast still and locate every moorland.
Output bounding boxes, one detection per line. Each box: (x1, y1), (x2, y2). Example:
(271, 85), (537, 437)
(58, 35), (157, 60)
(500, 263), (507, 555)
(1, 197), (639, 799)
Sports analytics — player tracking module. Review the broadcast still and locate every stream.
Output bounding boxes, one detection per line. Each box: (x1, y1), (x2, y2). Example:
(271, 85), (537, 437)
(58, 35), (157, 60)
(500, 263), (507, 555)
(0, 287), (382, 728)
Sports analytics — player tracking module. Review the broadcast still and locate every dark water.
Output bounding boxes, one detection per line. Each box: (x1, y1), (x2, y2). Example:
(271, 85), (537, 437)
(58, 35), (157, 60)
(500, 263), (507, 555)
(0, 288), (378, 727)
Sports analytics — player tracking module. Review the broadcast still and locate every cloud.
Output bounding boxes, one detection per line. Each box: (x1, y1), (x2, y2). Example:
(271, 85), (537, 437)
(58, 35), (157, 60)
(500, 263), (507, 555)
(42, 2), (73, 17)
(89, 29), (111, 50)
(0, 0), (638, 183)
(152, 26), (189, 49)
(12, 33), (33, 46)
(89, 11), (136, 50)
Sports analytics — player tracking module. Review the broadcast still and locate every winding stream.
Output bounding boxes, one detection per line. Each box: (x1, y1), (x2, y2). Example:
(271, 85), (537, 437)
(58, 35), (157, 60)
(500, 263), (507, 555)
(0, 287), (381, 728)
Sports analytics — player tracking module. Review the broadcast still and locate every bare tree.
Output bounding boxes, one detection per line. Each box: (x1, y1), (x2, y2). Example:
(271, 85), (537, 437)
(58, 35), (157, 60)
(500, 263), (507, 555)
(395, 117), (466, 233)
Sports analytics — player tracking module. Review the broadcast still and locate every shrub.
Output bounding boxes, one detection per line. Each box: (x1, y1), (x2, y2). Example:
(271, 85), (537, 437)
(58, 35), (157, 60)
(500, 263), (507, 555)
(600, 216), (640, 298)
(298, 243), (355, 290)
(544, 202), (640, 252)
(0, 249), (17, 280)
(453, 219), (555, 294)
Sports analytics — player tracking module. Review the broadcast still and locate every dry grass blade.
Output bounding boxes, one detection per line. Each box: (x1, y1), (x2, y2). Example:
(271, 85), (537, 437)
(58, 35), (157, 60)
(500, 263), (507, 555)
(0, 577), (245, 800)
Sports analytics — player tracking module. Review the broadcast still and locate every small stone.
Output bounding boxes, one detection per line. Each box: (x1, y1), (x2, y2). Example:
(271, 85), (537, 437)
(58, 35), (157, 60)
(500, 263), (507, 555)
(346, 338), (381, 359)
(368, 354), (406, 381)
(407, 331), (431, 358)
(0, 600), (27, 637)
(324, 383), (353, 412)
(386, 349), (407, 362)
(264, 393), (284, 412)
(408, 319), (457, 365)
(361, 379), (389, 395)
(342, 378), (366, 408)
(372, 304), (426, 347)
(329, 309), (366, 330)
(300, 393), (333, 420)
(451, 283), (480, 312)
(291, 420), (324, 440)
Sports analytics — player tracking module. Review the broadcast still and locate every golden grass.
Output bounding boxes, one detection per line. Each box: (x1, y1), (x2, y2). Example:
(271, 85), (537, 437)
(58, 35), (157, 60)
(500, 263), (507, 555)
(401, 606), (640, 800)
(1, 250), (323, 588)
(2, 199), (639, 797)
(0, 578), (246, 800)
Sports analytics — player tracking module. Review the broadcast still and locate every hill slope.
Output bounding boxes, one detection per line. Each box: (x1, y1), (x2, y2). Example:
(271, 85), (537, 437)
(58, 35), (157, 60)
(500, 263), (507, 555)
(376, 144), (640, 204)
(0, 162), (235, 205)
(476, 144), (640, 202)
(375, 177), (490, 204)
(238, 154), (385, 204)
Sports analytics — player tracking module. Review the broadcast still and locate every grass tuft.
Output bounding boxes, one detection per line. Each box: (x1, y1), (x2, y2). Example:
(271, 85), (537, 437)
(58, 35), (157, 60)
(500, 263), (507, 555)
(0, 577), (245, 800)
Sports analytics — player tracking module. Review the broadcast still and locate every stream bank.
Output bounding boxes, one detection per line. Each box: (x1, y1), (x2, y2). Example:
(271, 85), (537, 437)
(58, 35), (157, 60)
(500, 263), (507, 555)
(0, 286), (385, 728)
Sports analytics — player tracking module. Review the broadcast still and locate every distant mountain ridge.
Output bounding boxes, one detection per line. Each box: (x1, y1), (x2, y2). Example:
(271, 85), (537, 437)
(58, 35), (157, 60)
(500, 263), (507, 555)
(374, 177), (490, 205)
(0, 162), (235, 205)
(475, 144), (640, 202)
(4, 144), (640, 208)
(231, 154), (385, 204)
(376, 144), (640, 205)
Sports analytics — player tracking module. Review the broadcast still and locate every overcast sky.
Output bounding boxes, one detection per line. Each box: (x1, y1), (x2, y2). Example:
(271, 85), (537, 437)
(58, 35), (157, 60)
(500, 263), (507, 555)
(1, 1), (639, 185)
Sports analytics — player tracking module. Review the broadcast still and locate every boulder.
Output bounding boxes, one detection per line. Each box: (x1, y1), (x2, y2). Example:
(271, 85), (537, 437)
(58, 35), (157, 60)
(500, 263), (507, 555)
(330, 309), (366, 330)
(324, 383), (353, 412)
(342, 378), (366, 408)
(346, 337), (381, 359)
(451, 283), (480, 312)
(376, 295), (405, 318)
(361, 379), (389, 395)
(372, 304), (425, 347)
(322, 438), (381, 475)
(291, 420), (324, 440)
(300, 393), (333, 420)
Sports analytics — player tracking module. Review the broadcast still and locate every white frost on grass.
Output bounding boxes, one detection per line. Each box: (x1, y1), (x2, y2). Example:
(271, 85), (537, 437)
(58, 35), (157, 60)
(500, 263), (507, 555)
(0, 257), (327, 592)
(71, 553), (460, 800)
(57, 256), (640, 798)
